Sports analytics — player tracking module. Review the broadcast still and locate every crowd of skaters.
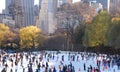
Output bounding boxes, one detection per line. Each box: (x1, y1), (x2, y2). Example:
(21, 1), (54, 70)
(0, 50), (120, 72)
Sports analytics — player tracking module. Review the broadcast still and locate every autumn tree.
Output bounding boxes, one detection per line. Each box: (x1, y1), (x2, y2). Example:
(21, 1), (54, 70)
(10, 28), (20, 48)
(3, 30), (16, 48)
(83, 11), (111, 47)
(0, 23), (9, 48)
(0, 23), (16, 49)
(20, 26), (41, 49)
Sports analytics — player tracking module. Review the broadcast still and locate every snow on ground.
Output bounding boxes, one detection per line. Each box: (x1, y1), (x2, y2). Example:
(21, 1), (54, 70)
(0, 51), (120, 72)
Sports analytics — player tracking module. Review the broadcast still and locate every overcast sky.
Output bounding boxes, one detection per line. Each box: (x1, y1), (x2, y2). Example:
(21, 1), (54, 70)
(0, 0), (80, 13)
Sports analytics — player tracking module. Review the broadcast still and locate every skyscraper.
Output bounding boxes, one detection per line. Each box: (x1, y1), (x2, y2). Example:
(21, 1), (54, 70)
(107, 0), (110, 12)
(34, 5), (39, 24)
(5, 0), (13, 14)
(21, 0), (34, 27)
(5, 0), (34, 28)
(13, 0), (23, 28)
(39, 0), (42, 9)
(36, 0), (57, 34)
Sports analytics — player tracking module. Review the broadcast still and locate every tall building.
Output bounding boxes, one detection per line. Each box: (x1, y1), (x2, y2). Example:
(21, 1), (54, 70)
(21, 0), (34, 27)
(34, 5), (39, 24)
(5, 0), (34, 28)
(5, 0), (13, 14)
(39, 0), (42, 9)
(107, 0), (110, 12)
(13, 0), (23, 28)
(36, 0), (58, 34)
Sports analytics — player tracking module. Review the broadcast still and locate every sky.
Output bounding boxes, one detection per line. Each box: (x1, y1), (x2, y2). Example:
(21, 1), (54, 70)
(0, 0), (5, 13)
(0, 0), (80, 13)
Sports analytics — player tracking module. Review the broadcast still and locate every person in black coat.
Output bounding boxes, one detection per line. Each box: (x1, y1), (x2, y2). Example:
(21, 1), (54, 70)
(46, 62), (49, 67)
(1, 68), (6, 72)
(84, 63), (86, 71)
(53, 67), (56, 72)
(37, 63), (41, 70)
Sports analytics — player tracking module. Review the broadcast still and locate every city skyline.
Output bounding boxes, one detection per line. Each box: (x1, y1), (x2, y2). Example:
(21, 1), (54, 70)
(0, 0), (81, 13)
(0, 0), (39, 13)
(4, 0), (37, 28)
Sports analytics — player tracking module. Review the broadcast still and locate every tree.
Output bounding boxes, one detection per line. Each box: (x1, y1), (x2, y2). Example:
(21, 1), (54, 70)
(56, 2), (97, 50)
(3, 30), (16, 49)
(83, 11), (111, 47)
(0, 23), (16, 49)
(37, 34), (46, 48)
(10, 28), (20, 48)
(44, 34), (67, 50)
(74, 24), (85, 44)
(20, 26), (41, 49)
(107, 20), (120, 48)
(0, 23), (9, 48)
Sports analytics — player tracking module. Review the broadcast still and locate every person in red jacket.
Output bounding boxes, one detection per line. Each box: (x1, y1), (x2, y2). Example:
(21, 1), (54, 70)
(93, 67), (97, 72)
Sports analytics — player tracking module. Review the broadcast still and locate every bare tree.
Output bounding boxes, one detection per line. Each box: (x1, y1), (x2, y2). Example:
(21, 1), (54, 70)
(56, 2), (97, 51)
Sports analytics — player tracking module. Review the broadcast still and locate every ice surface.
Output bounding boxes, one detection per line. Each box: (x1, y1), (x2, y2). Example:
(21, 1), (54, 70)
(0, 51), (119, 72)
